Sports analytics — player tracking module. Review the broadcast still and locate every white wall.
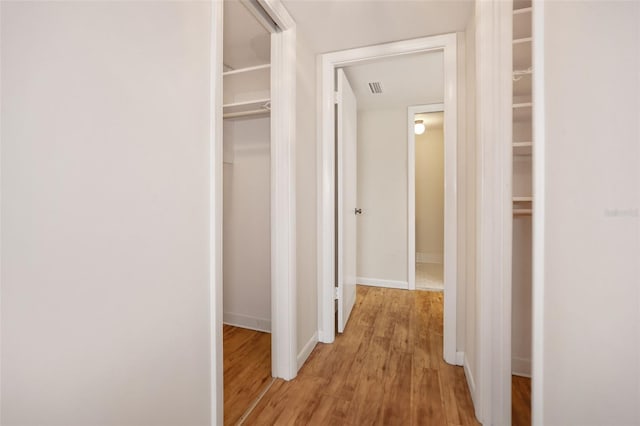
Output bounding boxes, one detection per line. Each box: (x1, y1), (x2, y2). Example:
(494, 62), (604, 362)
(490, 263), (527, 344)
(1, 2), (212, 425)
(356, 108), (408, 283)
(512, 158), (532, 377)
(415, 125), (445, 263)
(295, 31), (318, 365)
(223, 117), (271, 332)
(538, 1), (640, 424)
(512, 216), (531, 377)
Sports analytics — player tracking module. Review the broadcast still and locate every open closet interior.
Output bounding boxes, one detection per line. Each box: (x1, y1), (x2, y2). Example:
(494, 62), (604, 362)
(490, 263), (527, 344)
(222, 2), (272, 424)
(511, 0), (533, 424)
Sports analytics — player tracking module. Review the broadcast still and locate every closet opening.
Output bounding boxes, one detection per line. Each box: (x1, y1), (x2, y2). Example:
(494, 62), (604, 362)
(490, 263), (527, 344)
(511, 0), (533, 424)
(217, 1), (296, 423)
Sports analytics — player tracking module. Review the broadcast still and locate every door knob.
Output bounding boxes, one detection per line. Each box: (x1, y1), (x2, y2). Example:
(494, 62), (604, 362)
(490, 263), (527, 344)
(355, 208), (362, 215)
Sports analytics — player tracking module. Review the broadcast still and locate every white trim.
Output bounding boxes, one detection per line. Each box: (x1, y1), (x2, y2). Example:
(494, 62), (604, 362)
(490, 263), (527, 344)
(441, 37), (459, 367)
(357, 277), (408, 290)
(315, 55), (330, 344)
(317, 330), (328, 344)
(464, 355), (477, 407)
(297, 332), (318, 370)
(408, 102), (445, 293)
(512, 356), (532, 378)
(210, 2), (224, 424)
(0, 0), (5, 422)
(223, 313), (271, 333)
(456, 351), (465, 366)
(532, 1), (545, 424)
(318, 34), (459, 365)
(269, 15), (297, 381)
(258, 0), (296, 30)
(474, 0), (513, 424)
(317, 52), (336, 344)
(416, 252), (444, 264)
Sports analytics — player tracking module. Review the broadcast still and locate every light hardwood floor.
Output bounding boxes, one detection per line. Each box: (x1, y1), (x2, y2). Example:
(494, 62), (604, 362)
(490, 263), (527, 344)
(223, 325), (271, 426)
(512, 375), (531, 426)
(244, 286), (480, 425)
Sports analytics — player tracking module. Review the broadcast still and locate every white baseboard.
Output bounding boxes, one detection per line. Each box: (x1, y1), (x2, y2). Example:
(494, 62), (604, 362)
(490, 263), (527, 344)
(297, 332), (318, 370)
(357, 277), (408, 289)
(463, 355), (477, 407)
(223, 313), (271, 333)
(512, 356), (531, 378)
(416, 252), (444, 264)
(456, 351), (465, 366)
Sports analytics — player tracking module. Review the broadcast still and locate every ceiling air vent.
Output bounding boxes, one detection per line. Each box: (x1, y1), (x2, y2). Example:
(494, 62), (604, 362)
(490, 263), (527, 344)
(368, 82), (383, 94)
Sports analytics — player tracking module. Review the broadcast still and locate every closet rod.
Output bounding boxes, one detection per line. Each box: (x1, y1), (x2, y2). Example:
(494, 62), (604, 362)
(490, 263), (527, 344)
(223, 109), (270, 119)
(223, 98), (270, 109)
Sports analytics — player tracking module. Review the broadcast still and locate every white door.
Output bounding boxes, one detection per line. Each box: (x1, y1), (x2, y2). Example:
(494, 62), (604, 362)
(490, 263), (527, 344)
(337, 69), (358, 333)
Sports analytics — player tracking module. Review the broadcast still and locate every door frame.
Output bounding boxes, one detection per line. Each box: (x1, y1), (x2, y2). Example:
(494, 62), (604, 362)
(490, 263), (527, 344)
(473, 0), (514, 424)
(317, 34), (459, 366)
(211, 1), (297, 424)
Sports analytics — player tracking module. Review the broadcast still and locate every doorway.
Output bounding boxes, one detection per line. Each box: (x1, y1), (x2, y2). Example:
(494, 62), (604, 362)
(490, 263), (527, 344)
(318, 34), (459, 365)
(211, 1), (297, 423)
(410, 107), (445, 292)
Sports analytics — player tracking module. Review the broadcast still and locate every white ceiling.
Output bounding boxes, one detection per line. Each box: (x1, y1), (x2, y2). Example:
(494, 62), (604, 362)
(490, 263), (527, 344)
(281, 0), (474, 54)
(223, 0), (270, 70)
(222, 0), (473, 68)
(342, 51), (444, 111)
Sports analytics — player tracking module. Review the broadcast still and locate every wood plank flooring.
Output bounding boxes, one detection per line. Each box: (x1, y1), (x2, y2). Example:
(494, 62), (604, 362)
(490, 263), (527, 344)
(223, 325), (271, 426)
(512, 375), (531, 426)
(243, 286), (480, 425)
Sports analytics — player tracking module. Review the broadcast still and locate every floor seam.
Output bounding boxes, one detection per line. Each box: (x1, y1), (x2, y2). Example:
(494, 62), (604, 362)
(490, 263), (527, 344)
(235, 377), (277, 426)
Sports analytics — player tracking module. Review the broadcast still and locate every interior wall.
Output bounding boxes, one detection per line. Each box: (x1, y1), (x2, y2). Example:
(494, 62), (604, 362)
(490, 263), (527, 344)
(415, 125), (445, 262)
(540, 1), (640, 424)
(295, 30), (318, 364)
(512, 215), (532, 377)
(512, 91), (532, 377)
(223, 117), (271, 332)
(512, 158), (532, 376)
(1, 2), (212, 424)
(463, 15), (478, 404)
(356, 108), (408, 284)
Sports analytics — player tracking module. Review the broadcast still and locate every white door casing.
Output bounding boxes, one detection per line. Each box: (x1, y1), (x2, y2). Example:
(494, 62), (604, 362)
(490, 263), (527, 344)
(336, 69), (358, 333)
(318, 35), (458, 363)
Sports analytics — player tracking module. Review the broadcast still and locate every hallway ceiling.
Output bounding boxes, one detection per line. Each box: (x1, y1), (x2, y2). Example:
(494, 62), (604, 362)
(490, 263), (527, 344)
(281, 0), (474, 53)
(343, 51), (444, 111)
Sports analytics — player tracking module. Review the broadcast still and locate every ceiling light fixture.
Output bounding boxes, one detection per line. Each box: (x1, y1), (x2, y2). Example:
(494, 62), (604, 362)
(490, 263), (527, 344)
(414, 120), (426, 135)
